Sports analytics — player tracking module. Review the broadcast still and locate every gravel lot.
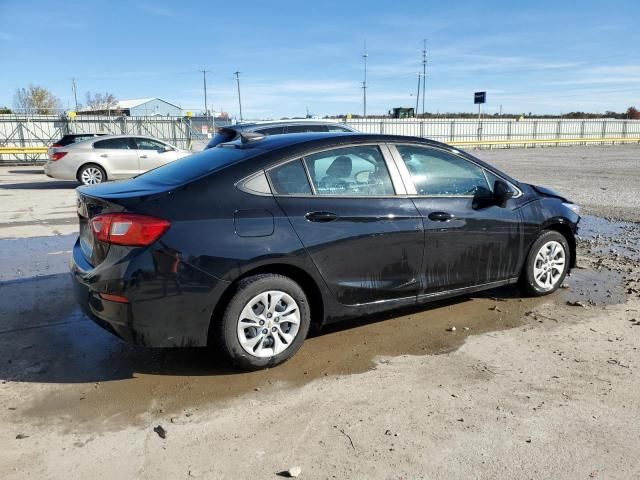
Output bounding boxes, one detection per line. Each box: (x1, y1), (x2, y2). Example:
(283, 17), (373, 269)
(475, 144), (640, 222)
(0, 145), (639, 479)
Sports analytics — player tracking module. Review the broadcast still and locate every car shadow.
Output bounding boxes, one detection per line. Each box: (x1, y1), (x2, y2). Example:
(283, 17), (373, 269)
(7, 169), (45, 175)
(0, 271), (525, 385)
(0, 180), (78, 189)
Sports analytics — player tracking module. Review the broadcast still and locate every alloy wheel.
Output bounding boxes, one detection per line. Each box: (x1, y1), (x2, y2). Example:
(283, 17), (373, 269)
(533, 240), (566, 291)
(237, 290), (301, 358)
(81, 167), (104, 185)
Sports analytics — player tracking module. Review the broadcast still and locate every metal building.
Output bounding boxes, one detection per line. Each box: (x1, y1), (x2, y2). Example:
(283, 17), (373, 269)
(78, 98), (182, 117)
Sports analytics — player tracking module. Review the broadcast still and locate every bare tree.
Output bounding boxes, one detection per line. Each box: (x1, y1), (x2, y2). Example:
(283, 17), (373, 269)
(13, 85), (62, 114)
(85, 92), (118, 111)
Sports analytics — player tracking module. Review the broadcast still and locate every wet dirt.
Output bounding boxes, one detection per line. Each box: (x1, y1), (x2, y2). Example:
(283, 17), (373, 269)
(2, 267), (626, 433)
(0, 215), (635, 433)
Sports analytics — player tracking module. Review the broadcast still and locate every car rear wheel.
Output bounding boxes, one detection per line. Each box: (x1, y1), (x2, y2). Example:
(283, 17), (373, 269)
(521, 230), (569, 296)
(217, 274), (311, 370)
(78, 164), (106, 185)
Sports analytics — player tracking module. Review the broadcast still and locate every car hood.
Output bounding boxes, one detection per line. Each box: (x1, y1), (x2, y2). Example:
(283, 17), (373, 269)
(528, 183), (570, 202)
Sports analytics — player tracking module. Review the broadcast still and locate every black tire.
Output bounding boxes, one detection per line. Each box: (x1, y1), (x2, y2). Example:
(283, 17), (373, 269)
(217, 274), (311, 370)
(520, 230), (570, 296)
(78, 164), (107, 186)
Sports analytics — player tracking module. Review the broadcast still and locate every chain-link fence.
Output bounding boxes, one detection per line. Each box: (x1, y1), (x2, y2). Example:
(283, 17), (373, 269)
(0, 114), (230, 163)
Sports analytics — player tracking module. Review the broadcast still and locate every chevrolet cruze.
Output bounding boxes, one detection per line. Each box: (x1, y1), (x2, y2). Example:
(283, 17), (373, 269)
(71, 132), (580, 369)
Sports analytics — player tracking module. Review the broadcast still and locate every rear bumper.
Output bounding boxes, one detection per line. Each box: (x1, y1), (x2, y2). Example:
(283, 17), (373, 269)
(70, 240), (231, 347)
(43, 160), (77, 180)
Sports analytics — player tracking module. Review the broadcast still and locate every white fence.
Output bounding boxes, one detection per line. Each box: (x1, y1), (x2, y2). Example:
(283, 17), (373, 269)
(1, 115), (639, 163)
(343, 118), (640, 144)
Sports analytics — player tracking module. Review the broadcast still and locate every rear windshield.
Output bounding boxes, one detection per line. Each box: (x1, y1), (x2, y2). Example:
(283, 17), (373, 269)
(205, 128), (237, 149)
(137, 145), (259, 185)
(57, 134), (96, 146)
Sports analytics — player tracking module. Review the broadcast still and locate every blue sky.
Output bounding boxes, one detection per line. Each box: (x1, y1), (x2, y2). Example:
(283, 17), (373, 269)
(0, 0), (639, 118)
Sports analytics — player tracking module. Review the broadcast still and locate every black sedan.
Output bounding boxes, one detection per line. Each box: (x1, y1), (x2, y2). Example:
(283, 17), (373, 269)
(71, 133), (580, 369)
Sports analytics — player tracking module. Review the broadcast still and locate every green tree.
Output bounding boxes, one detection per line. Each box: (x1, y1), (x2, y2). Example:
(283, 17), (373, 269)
(13, 85), (62, 114)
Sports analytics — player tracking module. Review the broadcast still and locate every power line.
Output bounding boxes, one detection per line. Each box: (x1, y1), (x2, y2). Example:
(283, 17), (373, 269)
(200, 69), (210, 117)
(234, 71), (243, 121)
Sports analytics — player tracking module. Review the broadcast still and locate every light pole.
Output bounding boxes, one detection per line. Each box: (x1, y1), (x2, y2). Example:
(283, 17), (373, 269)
(362, 41), (368, 118)
(71, 78), (78, 111)
(415, 73), (421, 117)
(234, 71), (243, 122)
(200, 69), (210, 117)
(421, 39), (427, 116)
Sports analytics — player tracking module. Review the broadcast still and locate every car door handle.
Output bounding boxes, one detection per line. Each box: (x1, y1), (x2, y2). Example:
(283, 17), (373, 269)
(140, 155), (148, 158)
(99, 154), (108, 158)
(305, 211), (339, 222)
(428, 211), (454, 222)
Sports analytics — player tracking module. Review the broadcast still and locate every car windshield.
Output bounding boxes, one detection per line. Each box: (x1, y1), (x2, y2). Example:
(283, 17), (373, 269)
(137, 145), (259, 186)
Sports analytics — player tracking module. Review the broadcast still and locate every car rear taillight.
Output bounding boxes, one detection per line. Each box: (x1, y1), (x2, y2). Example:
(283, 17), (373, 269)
(50, 152), (67, 161)
(99, 293), (130, 303)
(90, 213), (170, 246)
(51, 143), (62, 148)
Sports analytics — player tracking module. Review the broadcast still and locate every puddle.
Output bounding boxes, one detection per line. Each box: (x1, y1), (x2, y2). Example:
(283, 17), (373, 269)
(578, 215), (640, 262)
(0, 215), (633, 430)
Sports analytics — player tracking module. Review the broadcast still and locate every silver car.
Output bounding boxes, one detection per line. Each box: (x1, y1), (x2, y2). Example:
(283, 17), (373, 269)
(44, 135), (189, 185)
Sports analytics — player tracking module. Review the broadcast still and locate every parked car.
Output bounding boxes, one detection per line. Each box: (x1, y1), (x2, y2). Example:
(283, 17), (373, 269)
(203, 120), (358, 149)
(50, 133), (106, 148)
(44, 135), (189, 185)
(71, 132), (580, 369)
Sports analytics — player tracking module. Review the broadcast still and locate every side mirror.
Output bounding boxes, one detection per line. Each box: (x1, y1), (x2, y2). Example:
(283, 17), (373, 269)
(494, 180), (515, 206)
(163, 145), (173, 152)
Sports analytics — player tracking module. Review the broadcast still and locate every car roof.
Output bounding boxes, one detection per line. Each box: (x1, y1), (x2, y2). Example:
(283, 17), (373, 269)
(218, 132), (451, 152)
(63, 134), (176, 148)
(224, 120), (355, 131)
(213, 132), (522, 187)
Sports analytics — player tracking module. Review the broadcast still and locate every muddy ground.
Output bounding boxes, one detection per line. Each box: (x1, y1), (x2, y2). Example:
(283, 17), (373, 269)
(0, 145), (639, 479)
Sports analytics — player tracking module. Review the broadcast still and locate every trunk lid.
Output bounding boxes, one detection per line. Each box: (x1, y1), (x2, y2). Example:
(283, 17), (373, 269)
(77, 192), (126, 266)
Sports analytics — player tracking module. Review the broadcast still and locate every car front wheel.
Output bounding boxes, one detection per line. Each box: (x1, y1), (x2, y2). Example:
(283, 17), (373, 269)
(521, 230), (570, 296)
(217, 274), (311, 370)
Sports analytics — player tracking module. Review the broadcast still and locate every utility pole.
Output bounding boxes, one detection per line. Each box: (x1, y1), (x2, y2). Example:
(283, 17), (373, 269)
(362, 41), (368, 118)
(200, 69), (210, 117)
(71, 78), (78, 111)
(234, 71), (243, 122)
(421, 39), (427, 116)
(415, 73), (421, 118)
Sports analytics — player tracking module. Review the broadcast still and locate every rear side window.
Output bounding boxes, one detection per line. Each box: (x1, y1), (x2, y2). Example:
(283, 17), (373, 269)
(94, 138), (132, 149)
(396, 145), (490, 196)
(327, 125), (352, 132)
(254, 126), (286, 135)
(287, 124), (328, 133)
(303, 145), (395, 196)
(135, 138), (168, 150)
(268, 160), (312, 195)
